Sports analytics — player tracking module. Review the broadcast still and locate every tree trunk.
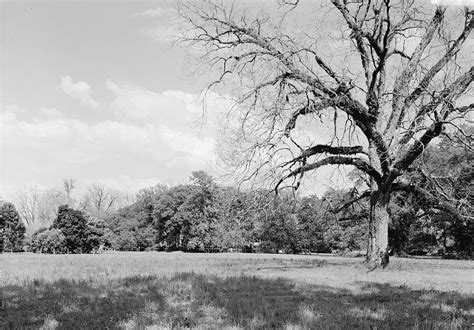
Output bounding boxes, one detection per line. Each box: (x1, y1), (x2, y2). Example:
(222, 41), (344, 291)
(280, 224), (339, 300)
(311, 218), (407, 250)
(367, 190), (390, 268)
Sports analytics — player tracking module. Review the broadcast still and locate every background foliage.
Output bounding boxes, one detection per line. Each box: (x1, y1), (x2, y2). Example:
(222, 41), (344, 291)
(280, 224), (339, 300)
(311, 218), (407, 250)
(1, 133), (472, 258)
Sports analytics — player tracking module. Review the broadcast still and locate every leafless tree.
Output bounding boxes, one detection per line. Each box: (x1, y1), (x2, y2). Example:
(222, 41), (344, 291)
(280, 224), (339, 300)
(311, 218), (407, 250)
(84, 184), (119, 218)
(63, 177), (76, 205)
(15, 186), (67, 234)
(178, 0), (473, 267)
(15, 186), (41, 228)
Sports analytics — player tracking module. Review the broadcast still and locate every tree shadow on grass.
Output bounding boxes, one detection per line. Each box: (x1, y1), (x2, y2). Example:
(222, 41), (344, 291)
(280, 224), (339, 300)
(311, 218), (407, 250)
(1, 273), (472, 329)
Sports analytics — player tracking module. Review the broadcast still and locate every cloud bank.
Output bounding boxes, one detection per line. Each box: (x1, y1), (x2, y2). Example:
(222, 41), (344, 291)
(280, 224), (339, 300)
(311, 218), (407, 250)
(1, 77), (222, 199)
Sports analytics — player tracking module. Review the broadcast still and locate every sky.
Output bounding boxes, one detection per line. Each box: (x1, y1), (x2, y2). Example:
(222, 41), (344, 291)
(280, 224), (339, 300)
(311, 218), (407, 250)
(0, 0), (353, 200)
(1, 0), (472, 201)
(0, 1), (224, 198)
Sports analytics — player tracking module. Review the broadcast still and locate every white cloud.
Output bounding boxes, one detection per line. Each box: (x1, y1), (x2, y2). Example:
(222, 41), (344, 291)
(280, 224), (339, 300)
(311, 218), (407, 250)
(145, 24), (178, 43)
(106, 80), (204, 127)
(39, 107), (62, 117)
(137, 6), (175, 18)
(57, 76), (100, 108)
(133, 5), (179, 43)
(2, 78), (233, 198)
(1, 98), (217, 198)
(2, 104), (22, 114)
(105, 81), (236, 146)
(158, 124), (215, 160)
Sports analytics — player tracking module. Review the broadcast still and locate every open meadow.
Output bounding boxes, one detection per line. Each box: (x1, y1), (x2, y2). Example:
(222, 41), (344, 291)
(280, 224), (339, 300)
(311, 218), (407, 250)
(1, 252), (473, 329)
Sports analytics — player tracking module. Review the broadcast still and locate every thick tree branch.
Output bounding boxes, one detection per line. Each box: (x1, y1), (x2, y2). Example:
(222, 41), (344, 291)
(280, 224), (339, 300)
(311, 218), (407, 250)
(284, 145), (366, 166)
(285, 99), (336, 135)
(300, 145), (365, 158)
(394, 122), (443, 173)
(285, 96), (391, 174)
(276, 156), (382, 192)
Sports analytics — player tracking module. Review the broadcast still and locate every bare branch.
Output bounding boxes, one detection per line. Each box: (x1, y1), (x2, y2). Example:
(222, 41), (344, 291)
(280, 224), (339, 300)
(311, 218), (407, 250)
(401, 10), (474, 123)
(332, 190), (371, 213)
(399, 66), (474, 145)
(276, 155), (382, 192)
(392, 182), (473, 221)
(453, 102), (474, 114)
(386, 5), (447, 139)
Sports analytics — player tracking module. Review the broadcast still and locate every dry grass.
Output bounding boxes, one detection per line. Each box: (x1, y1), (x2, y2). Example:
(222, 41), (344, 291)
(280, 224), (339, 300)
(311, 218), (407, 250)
(1, 252), (473, 328)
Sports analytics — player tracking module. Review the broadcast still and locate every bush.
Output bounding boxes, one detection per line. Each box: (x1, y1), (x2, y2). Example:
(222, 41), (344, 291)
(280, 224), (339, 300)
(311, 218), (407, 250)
(30, 228), (67, 254)
(52, 205), (92, 253)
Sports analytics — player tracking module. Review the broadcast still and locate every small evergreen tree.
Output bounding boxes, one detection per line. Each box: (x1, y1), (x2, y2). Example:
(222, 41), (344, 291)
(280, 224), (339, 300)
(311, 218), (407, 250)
(0, 201), (26, 252)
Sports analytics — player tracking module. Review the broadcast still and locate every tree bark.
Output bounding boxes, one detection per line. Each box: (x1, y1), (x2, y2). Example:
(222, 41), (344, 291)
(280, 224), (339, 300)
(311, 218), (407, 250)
(367, 190), (390, 268)
(366, 142), (390, 268)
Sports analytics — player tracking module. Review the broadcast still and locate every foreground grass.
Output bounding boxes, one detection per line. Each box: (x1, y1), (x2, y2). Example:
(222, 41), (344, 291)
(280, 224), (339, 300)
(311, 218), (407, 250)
(1, 252), (473, 328)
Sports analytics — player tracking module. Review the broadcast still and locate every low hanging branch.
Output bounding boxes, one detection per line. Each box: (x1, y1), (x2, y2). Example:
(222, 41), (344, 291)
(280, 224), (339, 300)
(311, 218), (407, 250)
(331, 190), (371, 214)
(300, 145), (365, 158)
(275, 156), (382, 193)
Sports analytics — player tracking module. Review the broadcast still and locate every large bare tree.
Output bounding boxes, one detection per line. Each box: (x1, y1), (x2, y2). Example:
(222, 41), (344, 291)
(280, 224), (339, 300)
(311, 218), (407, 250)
(178, 0), (473, 267)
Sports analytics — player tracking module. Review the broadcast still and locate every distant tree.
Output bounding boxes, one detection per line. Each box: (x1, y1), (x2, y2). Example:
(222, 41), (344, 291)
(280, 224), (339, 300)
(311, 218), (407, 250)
(135, 226), (156, 251)
(86, 217), (113, 251)
(297, 196), (332, 253)
(259, 196), (301, 254)
(152, 184), (197, 250)
(103, 203), (157, 251)
(84, 184), (119, 218)
(63, 177), (76, 206)
(15, 186), (42, 229)
(29, 228), (67, 254)
(52, 205), (91, 253)
(15, 186), (68, 235)
(322, 189), (369, 253)
(136, 184), (169, 204)
(187, 171), (219, 251)
(212, 187), (265, 251)
(0, 201), (26, 252)
(114, 231), (139, 251)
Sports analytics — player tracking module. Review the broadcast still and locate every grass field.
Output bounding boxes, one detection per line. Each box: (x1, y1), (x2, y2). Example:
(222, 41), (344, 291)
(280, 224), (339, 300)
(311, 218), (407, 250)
(1, 252), (473, 329)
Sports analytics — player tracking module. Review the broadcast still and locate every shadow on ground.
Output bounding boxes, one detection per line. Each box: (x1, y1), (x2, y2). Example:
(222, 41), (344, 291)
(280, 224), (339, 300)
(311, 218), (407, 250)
(1, 273), (472, 329)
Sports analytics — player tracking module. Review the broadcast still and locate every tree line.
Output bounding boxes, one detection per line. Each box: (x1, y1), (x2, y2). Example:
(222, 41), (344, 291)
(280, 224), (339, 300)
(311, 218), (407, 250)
(1, 132), (471, 258)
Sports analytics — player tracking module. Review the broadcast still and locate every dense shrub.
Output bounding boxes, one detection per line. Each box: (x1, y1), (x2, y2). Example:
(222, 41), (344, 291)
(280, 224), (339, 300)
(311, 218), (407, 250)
(52, 205), (93, 253)
(29, 228), (67, 254)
